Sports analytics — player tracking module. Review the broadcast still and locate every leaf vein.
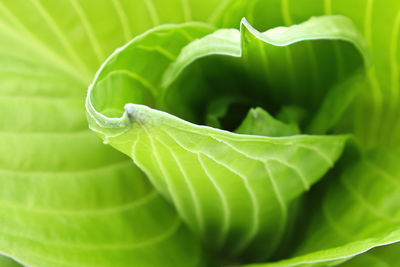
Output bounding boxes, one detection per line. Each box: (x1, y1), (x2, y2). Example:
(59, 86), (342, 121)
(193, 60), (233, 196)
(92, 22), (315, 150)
(1, 217), (182, 250)
(144, 0), (160, 26)
(154, 135), (205, 233)
(341, 178), (398, 222)
(111, 0), (132, 42)
(96, 69), (158, 96)
(30, 0), (91, 75)
(159, 129), (230, 248)
(70, 0), (105, 63)
(0, 190), (158, 216)
(136, 44), (177, 61)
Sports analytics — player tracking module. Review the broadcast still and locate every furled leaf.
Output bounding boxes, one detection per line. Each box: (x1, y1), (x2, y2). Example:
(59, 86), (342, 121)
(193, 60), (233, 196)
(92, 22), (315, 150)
(113, 104), (346, 259)
(86, 16), (364, 260)
(216, 0), (400, 147)
(3, 0), (400, 266)
(159, 16), (366, 126)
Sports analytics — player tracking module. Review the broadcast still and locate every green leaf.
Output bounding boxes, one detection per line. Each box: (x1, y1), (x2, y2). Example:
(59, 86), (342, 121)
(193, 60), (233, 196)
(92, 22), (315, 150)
(235, 107), (300, 137)
(0, 0), (224, 266)
(217, 0), (400, 147)
(338, 242), (400, 267)
(306, 71), (367, 135)
(276, 106), (307, 126)
(3, 0), (400, 266)
(95, 103), (347, 260)
(247, 148), (400, 267)
(86, 16), (362, 260)
(158, 16), (366, 126)
(0, 255), (22, 267)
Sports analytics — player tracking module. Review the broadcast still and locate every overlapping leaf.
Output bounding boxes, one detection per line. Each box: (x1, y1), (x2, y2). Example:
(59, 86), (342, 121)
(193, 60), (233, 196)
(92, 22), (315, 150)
(86, 16), (367, 260)
(215, 0), (400, 147)
(1, 0), (400, 266)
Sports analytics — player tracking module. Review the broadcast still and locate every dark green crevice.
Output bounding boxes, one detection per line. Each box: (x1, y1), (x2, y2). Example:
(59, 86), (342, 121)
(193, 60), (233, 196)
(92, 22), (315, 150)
(217, 102), (255, 132)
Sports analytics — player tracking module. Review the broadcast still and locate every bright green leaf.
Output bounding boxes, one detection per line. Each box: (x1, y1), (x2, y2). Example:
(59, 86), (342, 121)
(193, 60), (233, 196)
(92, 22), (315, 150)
(2, 0), (400, 266)
(217, 0), (400, 147)
(159, 16), (366, 126)
(0, 0), (223, 266)
(86, 16), (361, 260)
(235, 107), (300, 137)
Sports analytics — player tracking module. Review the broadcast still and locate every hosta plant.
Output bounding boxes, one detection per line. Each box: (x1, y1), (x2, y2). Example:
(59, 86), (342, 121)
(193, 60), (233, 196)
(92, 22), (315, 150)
(1, 0), (400, 266)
